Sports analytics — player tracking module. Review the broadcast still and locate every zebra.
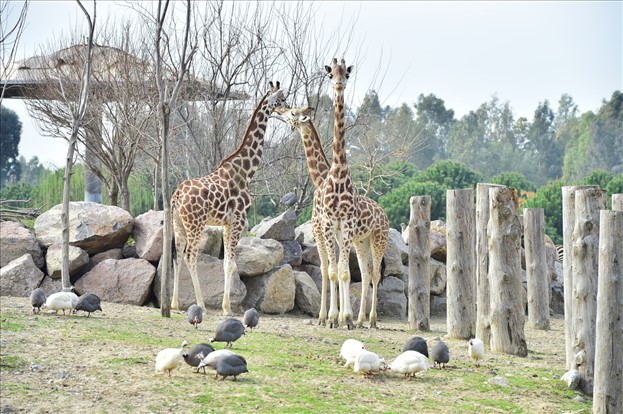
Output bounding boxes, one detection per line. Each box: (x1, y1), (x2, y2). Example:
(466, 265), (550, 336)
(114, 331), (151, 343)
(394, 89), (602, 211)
(555, 245), (564, 263)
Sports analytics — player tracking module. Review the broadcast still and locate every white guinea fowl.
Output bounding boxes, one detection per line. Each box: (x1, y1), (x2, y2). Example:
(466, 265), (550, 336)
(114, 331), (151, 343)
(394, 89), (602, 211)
(468, 338), (485, 366)
(388, 350), (429, 378)
(43, 292), (75, 315)
(340, 339), (365, 368)
(155, 340), (189, 377)
(196, 349), (235, 374)
(353, 349), (386, 377)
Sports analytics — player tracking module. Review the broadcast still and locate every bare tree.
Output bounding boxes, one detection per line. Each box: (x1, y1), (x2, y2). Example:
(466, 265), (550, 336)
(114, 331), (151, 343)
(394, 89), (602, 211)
(0, 0), (29, 104)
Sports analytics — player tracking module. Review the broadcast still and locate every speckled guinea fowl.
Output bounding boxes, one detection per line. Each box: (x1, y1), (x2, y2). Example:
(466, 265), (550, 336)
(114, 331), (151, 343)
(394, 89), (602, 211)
(209, 318), (245, 348)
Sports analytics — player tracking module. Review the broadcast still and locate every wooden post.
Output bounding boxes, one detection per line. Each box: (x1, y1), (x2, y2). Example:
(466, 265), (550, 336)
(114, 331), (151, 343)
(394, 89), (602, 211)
(476, 183), (505, 346)
(612, 193), (623, 210)
(593, 210), (623, 413)
(446, 189), (476, 339)
(488, 186), (528, 356)
(408, 196), (431, 331)
(524, 208), (550, 330)
(561, 185), (598, 369)
(571, 187), (606, 395)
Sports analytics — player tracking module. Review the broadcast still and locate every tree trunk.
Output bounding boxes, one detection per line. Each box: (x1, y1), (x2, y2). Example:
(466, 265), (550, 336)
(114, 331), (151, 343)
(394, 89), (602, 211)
(571, 187), (606, 395)
(476, 183), (504, 346)
(593, 209), (623, 413)
(61, 139), (77, 290)
(612, 193), (623, 210)
(84, 108), (102, 203)
(407, 195), (431, 331)
(488, 186), (528, 357)
(160, 104), (172, 317)
(153, 163), (160, 211)
(446, 189), (476, 339)
(524, 208), (550, 330)
(120, 176), (130, 212)
(561, 185), (598, 369)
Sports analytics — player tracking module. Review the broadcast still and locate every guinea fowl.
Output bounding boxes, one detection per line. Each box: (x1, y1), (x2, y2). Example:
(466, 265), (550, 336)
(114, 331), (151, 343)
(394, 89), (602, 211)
(187, 304), (203, 329)
(430, 340), (450, 369)
(468, 338), (485, 367)
(353, 349), (386, 377)
(196, 349), (235, 374)
(75, 293), (102, 317)
(280, 187), (298, 210)
(243, 308), (260, 329)
(214, 354), (248, 381)
(388, 350), (429, 378)
(43, 292), (75, 315)
(340, 339), (365, 368)
(209, 318), (245, 348)
(30, 288), (46, 314)
(402, 336), (429, 357)
(155, 340), (189, 378)
(183, 343), (215, 368)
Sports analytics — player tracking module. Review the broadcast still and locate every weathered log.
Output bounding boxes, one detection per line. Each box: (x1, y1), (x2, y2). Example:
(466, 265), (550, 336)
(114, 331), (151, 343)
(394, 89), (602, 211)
(612, 193), (623, 211)
(446, 189), (475, 339)
(407, 195), (431, 331)
(488, 186), (527, 357)
(524, 208), (550, 330)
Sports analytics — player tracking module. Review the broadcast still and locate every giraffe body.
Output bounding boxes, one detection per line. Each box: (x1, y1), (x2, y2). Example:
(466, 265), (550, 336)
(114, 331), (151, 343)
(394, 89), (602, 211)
(171, 82), (287, 315)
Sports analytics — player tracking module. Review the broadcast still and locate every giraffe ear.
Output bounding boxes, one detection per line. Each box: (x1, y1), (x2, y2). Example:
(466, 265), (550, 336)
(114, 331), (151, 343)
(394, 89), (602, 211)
(324, 65), (331, 74)
(303, 107), (314, 115)
(268, 81), (274, 89)
(346, 65), (354, 75)
(275, 81), (280, 89)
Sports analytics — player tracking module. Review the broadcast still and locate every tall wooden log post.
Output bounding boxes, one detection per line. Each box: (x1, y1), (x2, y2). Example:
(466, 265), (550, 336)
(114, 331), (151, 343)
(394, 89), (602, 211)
(408, 195), (431, 331)
(488, 186), (528, 356)
(561, 185), (598, 369)
(593, 210), (623, 413)
(524, 208), (550, 330)
(446, 189), (476, 339)
(571, 187), (606, 395)
(476, 183), (505, 346)
(612, 193), (623, 210)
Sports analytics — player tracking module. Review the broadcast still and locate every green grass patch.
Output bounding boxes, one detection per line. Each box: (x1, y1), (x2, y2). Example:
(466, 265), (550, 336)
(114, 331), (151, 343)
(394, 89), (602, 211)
(0, 354), (28, 371)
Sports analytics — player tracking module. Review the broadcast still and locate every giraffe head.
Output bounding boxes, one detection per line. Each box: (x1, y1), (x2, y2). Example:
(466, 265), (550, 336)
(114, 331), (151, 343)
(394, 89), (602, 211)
(324, 58), (353, 90)
(265, 81), (289, 113)
(274, 106), (314, 128)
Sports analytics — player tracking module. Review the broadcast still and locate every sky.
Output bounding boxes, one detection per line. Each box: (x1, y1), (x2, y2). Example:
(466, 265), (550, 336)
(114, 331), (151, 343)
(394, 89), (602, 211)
(2, 1), (622, 169)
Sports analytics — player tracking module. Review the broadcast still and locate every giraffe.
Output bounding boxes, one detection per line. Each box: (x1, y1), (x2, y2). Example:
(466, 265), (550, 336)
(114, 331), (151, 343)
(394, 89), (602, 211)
(274, 106), (389, 328)
(170, 81), (288, 315)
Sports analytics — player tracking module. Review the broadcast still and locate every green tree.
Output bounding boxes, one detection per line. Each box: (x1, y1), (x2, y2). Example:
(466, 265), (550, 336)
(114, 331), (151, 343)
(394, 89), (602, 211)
(582, 169), (613, 189)
(411, 93), (455, 168)
(605, 174), (623, 199)
(490, 172), (536, 199)
(0, 106), (22, 188)
(591, 91), (623, 174)
(416, 160), (483, 190)
(522, 179), (564, 244)
(379, 180), (447, 228)
(525, 100), (563, 185)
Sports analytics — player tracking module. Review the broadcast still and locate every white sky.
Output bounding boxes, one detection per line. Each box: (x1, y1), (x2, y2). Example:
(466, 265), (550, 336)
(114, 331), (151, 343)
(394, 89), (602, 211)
(2, 0), (622, 169)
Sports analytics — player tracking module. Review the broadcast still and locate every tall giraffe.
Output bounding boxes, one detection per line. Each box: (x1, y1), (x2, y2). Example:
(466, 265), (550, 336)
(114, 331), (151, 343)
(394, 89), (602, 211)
(170, 81), (288, 315)
(274, 106), (389, 328)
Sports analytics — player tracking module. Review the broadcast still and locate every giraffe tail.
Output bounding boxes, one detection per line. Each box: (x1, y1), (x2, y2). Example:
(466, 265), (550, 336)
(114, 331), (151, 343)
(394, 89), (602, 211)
(379, 257), (386, 286)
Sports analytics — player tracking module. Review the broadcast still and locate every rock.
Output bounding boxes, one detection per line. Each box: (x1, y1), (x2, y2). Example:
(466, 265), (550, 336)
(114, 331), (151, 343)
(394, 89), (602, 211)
(133, 210), (163, 262)
(377, 276), (406, 318)
(39, 275), (63, 296)
(383, 237), (404, 277)
(550, 261), (564, 315)
(82, 248), (124, 274)
(430, 295), (447, 317)
(153, 253), (246, 311)
(294, 221), (315, 244)
(198, 226), (223, 258)
(301, 243), (321, 267)
(122, 243), (137, 259)
(429, 259), (447, 296)
(489, 376), (510, 387)
(75, 258), (155, 305)
(294, 264), (322, 292)
(34, 202), (133, 255)
(235, 237), (284, 277)
(0, 221), (44, 269)
(349, 282), (372, 317)
(388, 228), (409, 264)
(0, 254), (45, 297)
(279, 240), (303, 267)
(251, 209), (296, 241)
(45, 243), (89, 279)
(242, 264), (296, 314)
(293, 270), (321, 316)
(430, 220), (447, 262)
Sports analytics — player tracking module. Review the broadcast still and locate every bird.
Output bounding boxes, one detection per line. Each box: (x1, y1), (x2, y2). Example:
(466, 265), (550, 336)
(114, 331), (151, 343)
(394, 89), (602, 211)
(30, 288), (46, 314)
(468, 338), (485, 367)
(214, 354), (249, 381)
(75, 293), (102, 317)
(388, 350), (429, 378)
(353, 349), (386, 377)
(183, 343), (215, 368)
(430, 340), (450, 369)
(340, 339), (366, 368)
(42, 292), (75, 315)
(280, 187), (298, 210)
(209, 318), (245, 348)
(402, 336), (429, 357)
(155, 340), (189, 378)
(187, 304), (203, 329)
(196, 349), (235, 374)
(243, 308), (260, 329)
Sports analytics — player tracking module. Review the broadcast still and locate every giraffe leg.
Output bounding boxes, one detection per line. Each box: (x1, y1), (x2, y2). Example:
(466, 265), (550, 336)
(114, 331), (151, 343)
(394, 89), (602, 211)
(222, 222), (242, 317)
(338, 228), (354, 330)
(354, 239), (371, 328)
(369, 231), (387, 329)
(313, 214), (329, 325)
(185, 237), (205, 310)
(171, 209), (187, 311)
(325, 228), (340, 328)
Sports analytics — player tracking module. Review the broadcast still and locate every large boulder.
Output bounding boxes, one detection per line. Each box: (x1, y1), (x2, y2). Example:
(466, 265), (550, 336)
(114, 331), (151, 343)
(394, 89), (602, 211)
(294, 220), (315, 244)
(235, 237), (284, 277)
(293, 270), (321, 316)
(388, 228), (409, 264)
(430, 220), (447, 262)
(45, 243), (90, 279)
(75, 258), (155, 305)
(382, 237), (404, 277)
(294, 264), (322, 293)
(39, 275), (63, 296)
(133, 210), (163, 262)
(0, 221), (44, 269)
(81, 248), (124, 274)
(199, 226), (223, 258)
(301, 243), (321, 266)
(251, 209), (296, 241)
(377, 276), (407, 318)
(279, 240), (303, 267)
(153, 253), (246, 311)
(242, 264), (296, 314)
(34, 202), (133, 255)
(429, 258), (447, 296)
(0, 254), (45, 297)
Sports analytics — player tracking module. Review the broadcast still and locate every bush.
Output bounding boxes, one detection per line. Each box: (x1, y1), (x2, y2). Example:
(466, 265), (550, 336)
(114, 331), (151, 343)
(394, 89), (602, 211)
(379, 181), (447, 229)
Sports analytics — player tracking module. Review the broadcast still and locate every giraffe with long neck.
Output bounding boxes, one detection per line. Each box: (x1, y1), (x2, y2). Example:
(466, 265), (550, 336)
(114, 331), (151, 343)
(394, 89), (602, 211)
(170, 81), (287, 315)
(275, 106), (389, 328)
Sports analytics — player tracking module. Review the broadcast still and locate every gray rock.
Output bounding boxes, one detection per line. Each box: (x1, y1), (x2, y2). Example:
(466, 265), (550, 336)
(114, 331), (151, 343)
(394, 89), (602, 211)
(388, 228), (409, 264)
(429, 259), (447, 296)
(39, 275), (63, 296)
(235, 237), (284, 277)
(294, 220), (315, 244)
(82, 248), (124, 275)
(251, 209), (296, 241)
(377, 276), (406, 318)
(45, 243), (89, 279)
(293, 270), (320, 316)
(0, 221), (44, 269)
(75, 258), (155, 305)
(34, 202), (133, 255)
(242, 264), (296, 314)
(383, 237), (404, 277)
(430, 220), (447, 262)
(430, 295), (447, 317)
(133, 210), (163, 262)
(198, 226), (223, 258)
(550, 261), (564, 315)
(301, 243), (321, 266)
(294, 264), (322, 292)
(0, 254), (45, 297)
(279, 240), (303, 267)
(488, 376), (510, 387)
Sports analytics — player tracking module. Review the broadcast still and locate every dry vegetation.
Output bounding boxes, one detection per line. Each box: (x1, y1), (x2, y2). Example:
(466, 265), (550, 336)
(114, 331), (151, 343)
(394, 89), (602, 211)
(0, 296), (590, 414)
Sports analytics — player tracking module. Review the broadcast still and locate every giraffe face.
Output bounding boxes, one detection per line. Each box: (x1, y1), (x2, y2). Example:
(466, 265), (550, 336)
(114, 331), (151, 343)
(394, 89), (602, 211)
(275, 106), (313, 128)
(266, 81), (289, 113)
(325, 58), (353, 90)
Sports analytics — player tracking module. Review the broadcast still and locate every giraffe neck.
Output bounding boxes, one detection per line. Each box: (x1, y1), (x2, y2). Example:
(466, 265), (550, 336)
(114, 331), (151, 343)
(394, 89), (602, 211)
(297, 122), (330, 187)
(218, 94), (271, 182)
(331, 85), (348, 172)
